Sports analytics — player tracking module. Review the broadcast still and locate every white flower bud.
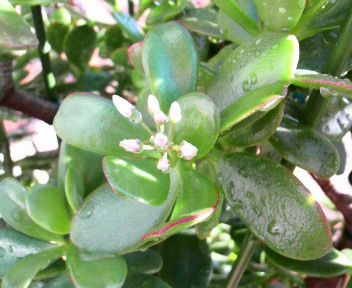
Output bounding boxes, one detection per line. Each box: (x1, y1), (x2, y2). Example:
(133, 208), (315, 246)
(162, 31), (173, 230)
(157, 155), (170, 173)
(113, 95), (134, 118)
(154, 110), (168, 124)
(119, 139), (142, 153)
(147, 95), (160, 113)
(169, 101), (182, 123)
(152, 133), (168, 148)
(179, 140), (198, 160)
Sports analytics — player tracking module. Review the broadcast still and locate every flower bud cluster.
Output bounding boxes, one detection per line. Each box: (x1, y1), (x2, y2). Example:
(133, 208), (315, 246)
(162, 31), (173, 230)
(113, 95), (198, 173)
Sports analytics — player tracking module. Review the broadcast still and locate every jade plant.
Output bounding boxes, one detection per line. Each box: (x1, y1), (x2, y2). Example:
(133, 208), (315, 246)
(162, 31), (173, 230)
(1, 0), (352, 287)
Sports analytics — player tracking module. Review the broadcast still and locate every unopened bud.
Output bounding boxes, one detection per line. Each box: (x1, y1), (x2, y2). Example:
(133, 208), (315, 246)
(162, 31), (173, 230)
(169, 101), (182, 123)
(119, 139), (142, 153)
(157, 154), (170, 173)
(152, 133), (168, 148)
(147, 95), (160, 113)
(154, 110), (168, 124)
(113, 95), (134, 118)
(179, 140), (198, 160)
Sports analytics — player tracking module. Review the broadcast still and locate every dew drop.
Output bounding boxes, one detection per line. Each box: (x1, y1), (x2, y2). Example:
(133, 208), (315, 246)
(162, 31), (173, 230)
(267, 220), (282, 235)
(0, 247), (5, 258)
(80, 203), (94, 219)
(242, 80), (251, 92)
(279, 7), (286, 13)
(250, 72), (258, 85)
(287, 16), (293, 21)
(8, 246), (14, 253)
(256, 39), (261, 45)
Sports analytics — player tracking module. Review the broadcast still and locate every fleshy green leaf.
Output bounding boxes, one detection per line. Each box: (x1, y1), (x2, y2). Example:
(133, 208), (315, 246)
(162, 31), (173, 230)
(172, 92), (220, 159)
(46, 23), (69, 54)
(0, 178), (63, 243)
(269, 117), (340, 178)
(127, 42), (144, 73)
(26, 185), (71, 235)
(208, 32), (299, 111)
(1, 246), (65, 288)
(112, 11), (144, 43)
(0, 228), (56, 278)
(124, 249), (163, 274)
(142, 163), (218, 240)
(53, 93), (151, 158)
(123, 274), (171, 288)
(143, 21), (198, 112)
(180, 8), (224, 39)
(66, 242), (127, 288)
(42, 273), (74, 288)
(253, 0), (305, 31)
(292, 71), (352, 99)
(219, 101), (284, 147)
(57, 142), (104, 195)
(70, 183), (177, 255)
(103, 157), (170, 206)
(220, 84), (286, 132)
(63, 25), (97, 71)
(34, 260), (65, 280)
(207, 43), (237, 72)
(0, 0), (38, 49)
(214, 152), (332, 260)
(147, 0), (190, 25)
(159, 233), (212, 288)
(267, 248), (352, 277)
(64, 166), (85, 212)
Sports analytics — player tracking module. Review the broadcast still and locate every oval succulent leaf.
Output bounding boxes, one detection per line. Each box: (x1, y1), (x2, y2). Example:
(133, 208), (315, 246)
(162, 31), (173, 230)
(142, 163), (218, 240)
(65, 166), (85, 212)
(26, 184), (71, 235)
(54, 93), (151, 158)
(124, 249), (163, 275)
(123, 274), (171, 288)
(172, 92), (220, 159)
(0, 228), (57, 278)
(42, 273), (74, 288)
(70, 183), (177, 255)
(269, 117), (340, 178)
(143, 21), (198, 112)
(0, 178), (63, 243)
(266, 247), (352, 277)
(127, 42), (144, 73)
(0, 0), (38, 49)
(112, 11), (144, 43)
(214, 152), (332, 260)
(208, 32), (299, 111)
(66, 242), (127, 288)
(253, 0), (305, 31)
(220, 84), (286, 132)
(1, 246), (65, 288)
(47, 22), (69, 54)
(292, 71), (352, 99)
(103, 157), (170, 206)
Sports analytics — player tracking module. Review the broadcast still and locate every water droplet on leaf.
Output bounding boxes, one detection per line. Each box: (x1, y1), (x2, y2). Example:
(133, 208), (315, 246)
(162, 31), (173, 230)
(267, 220), (282, 235)
(242, 80), (251, 92)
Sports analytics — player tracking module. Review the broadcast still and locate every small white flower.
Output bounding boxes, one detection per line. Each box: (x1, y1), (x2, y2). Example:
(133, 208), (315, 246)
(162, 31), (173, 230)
(113, 95), (134, 118)
(169, 101), (182, 123)
(153, 110), (168, 124)
(179, 140), (198, 160)
(152, 133), (168, 148)
(147, 95), (160, 113)
(119, 139), (142, 153)
(157, 154), (170, 173)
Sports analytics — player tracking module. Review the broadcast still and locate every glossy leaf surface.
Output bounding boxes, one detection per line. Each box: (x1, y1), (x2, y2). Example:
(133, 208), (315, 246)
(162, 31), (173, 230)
(215, 153), (332, 260)
(65, 166), (85, 212)
(159, 233), (212, 288)
(147, 1), (190, 25)
(103, 157), (170, 206)
(142, 164), (218, 240)
(267, 248), (352, 277)
(1, 246), (65, 288)
(220, 101), (284, 147)
(253, 0), (305, 31)
(123, 274), (171, 288)
(0, 178), (63, 243)
(70, 183), (177, 255)
(58, 142), (104, 195)
(112, 11), (144, 43)
(26, 185), (71, 235)
(208, 32), (299, 111)
(172, 92), (220, 159)
(220, 84), (286, 132)
(54, 93), (150, 158)
(143, 21), (198, 112)
(0, 228), (56, 278)
(66, 242), (127, 288)
(0, 0), (38, 49)
(42, 273), (74, 288)
(270, 117), (340, 178)
(124, 249), (163, 274)
(292, 71), (352, 99)
(47, 23), (69, 54)
(63, 25), (97, 71)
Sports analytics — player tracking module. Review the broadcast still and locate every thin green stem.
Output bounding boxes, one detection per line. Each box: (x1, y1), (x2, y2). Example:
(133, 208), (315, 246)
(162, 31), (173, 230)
(139, 121), (154, 136)
(226, 232), (259, 288)
(31, 5), (56, 102)
(304, 3), (352, 128)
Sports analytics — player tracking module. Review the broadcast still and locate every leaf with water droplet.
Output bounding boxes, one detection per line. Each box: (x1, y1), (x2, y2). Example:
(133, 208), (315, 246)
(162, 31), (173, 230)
(214, 152), (332, 260)
(208, 32), (299, 111)
(266, 247), (352, 277)
(0, 178), (63, 243)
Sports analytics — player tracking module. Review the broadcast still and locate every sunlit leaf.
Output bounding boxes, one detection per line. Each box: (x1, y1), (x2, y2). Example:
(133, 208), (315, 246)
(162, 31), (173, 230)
(112, 11), (144, 43)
